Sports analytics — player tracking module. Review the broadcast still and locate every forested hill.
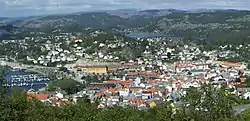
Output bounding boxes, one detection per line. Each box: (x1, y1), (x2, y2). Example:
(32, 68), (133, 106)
(131, 11), (250, 43)
(1, 10), (250, 43)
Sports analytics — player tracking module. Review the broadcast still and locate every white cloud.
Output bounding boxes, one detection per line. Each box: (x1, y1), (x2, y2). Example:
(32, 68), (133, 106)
(0, 0), (249, 17)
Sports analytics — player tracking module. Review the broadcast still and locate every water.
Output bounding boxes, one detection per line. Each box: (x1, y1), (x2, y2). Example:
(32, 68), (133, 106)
(3, 70), (51, 95)
(125, 32), (183, 40)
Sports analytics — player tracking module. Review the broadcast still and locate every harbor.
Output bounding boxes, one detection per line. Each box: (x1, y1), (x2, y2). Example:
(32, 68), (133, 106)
(3, 69), (51, 92)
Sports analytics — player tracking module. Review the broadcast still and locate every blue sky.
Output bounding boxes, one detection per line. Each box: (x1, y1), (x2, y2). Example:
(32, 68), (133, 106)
(0, 0), (249, 17)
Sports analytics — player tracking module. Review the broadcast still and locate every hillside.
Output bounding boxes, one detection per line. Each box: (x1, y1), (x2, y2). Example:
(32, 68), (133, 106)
(1, 10), (250, 65)
(133, 11), (250, 43)
(1, 10), (250, 44)
(11, 12), (125, 31)
(0, 24), (17, 39)
(0, 17), (8, 21)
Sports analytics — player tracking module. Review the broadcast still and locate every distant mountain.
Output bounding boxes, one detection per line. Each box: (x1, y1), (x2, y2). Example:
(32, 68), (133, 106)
(138, 9), (172, 16)
(14, 16), (44, 21)
(187, 9), (248, 13)
(106, 9), (173, 18)
(139, 9), (161, 13)
(1, 9), (250, 43)
(187, 9), (217, 13)
(136, 10), (250, 43)
(0, 17), (8, 21)
(0, 24), (16, 31)
(0, 24), (17, 39)
(7, 12), (126, 33)
(0, 17), (10, 25)
(105, 10), (139, 18)
(106, 9), (245, 17)
(167, 9), (188, 13)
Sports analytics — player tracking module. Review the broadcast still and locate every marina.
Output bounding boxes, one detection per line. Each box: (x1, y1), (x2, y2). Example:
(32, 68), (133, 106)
(3, 70), (51, 92)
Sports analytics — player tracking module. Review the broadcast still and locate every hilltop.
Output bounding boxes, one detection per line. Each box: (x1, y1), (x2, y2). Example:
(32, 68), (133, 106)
(0, 9), (250, 44)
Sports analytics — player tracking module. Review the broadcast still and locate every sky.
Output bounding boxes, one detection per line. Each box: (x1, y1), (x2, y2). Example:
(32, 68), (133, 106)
(0, 0), (249, 17)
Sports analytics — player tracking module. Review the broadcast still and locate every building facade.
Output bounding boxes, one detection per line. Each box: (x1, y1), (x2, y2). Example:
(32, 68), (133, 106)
(73, 65), (108, 74)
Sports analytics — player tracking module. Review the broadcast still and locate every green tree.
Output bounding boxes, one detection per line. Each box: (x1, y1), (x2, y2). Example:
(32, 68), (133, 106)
(83, 75), (101, 84)
(95, 106), (143, 121)
(178, 84), (238, 121)
(154, 103), (175, 121)
(240, 109), (250, 121)
(0, 65), (12, 95)
(47, 78), (84, 94)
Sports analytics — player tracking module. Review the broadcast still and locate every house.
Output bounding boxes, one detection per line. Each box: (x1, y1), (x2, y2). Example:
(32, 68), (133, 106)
(175, 65), (193, 73)
(160, 53), (170, 59)
(243, 92), (250, 100)
(194, 64), (209, 70)
(73, 65), (108, 74)
(55, 93), (64, 99)
(237, 88), (250, 96)
(97, 103), (106, 109)
(27, 94), (52, 102)
(110, 96), (120, 102)
(142, 91), (153, 100)
(190, 70), (208, 75)
(119, 89), (130, 97)
(122, 96), (131, 103)
(148, 101), (157, 108)
(129, 98), (143, 107)
(137, 102), (147, 108)
(214, 61), (246, 69)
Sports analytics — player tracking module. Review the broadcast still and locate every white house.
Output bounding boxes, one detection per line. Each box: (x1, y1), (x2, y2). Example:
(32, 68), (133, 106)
(243, 92), (250, 100)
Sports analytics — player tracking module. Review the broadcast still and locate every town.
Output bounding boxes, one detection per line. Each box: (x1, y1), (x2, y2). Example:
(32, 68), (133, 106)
(1, 7), (250, 120)
(1, 30), (250, 111)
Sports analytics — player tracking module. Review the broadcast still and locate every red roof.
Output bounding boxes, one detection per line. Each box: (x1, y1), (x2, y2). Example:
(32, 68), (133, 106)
(28, 94), (52, 101)
(100, 87), (117, 93)
(100, 88), (108, 92)
(96, 92), (103, 97)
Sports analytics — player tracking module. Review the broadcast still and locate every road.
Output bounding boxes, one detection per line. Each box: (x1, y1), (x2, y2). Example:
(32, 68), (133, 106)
(0, 60), (59, 75)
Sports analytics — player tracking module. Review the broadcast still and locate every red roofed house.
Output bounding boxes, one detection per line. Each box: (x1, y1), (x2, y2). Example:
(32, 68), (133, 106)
(28, 94), (52, 102)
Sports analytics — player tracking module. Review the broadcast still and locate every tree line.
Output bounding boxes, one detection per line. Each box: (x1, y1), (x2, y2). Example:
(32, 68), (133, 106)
(1, 84), (250, 121)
